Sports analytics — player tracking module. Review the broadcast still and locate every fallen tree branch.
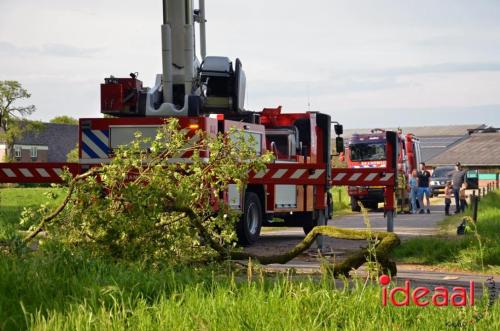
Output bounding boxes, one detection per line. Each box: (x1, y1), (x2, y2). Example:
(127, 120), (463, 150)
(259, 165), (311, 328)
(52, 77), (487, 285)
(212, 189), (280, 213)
(21, 164), (400, 278)
(233, 226), (399, 276)
(23, 169), (102, 243)
(190, 220), (400, 277)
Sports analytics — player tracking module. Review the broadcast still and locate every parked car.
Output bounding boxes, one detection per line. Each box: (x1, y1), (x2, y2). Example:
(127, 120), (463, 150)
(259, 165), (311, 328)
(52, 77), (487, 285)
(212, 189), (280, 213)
(430, 165), (454, 197)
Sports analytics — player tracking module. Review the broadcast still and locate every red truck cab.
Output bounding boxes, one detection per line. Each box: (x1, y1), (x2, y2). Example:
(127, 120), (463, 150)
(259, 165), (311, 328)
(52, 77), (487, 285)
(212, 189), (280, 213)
(346, 130), (421, 211)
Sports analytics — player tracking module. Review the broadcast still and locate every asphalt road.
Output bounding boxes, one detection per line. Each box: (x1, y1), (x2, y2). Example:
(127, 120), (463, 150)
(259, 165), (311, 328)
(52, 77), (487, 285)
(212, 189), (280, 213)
(243, 203), (498, 300)
(245, 204), (447, 258)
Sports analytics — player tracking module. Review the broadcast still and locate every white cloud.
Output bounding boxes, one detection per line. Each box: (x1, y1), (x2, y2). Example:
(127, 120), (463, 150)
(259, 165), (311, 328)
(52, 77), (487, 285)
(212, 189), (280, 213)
(0, 42), (102, 58)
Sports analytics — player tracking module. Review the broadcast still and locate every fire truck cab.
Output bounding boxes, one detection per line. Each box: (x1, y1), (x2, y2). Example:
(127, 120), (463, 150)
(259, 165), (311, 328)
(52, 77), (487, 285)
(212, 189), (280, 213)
(346, 130), (421, 212)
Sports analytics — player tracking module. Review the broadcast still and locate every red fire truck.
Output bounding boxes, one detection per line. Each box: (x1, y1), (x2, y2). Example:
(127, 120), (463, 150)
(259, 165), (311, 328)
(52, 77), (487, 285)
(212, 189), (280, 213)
(0, 1), (398, 244)
(345, 129), (421, 212)
(79, 106), (338, 244)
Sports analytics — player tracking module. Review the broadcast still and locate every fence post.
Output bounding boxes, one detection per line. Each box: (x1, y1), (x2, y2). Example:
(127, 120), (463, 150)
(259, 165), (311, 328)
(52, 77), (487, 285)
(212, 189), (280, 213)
(316, 209), (326, 251)
(472, 195), (479, 222)
(482, 187), (486, 197)
(496, 173), (499, 190)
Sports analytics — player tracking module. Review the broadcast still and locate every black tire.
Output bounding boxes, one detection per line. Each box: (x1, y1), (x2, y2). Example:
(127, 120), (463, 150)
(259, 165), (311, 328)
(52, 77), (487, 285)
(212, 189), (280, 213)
(302, 217), (318, 235)
(366, 201), (379, 210)
(302, 209), (329, 235)
(236, 192), (262, 246)
(351, 197), (361, 212)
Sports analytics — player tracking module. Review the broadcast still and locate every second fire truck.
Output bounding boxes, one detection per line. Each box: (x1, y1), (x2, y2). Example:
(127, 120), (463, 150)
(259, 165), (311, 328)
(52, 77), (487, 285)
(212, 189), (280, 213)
(344, 129), (421, 212)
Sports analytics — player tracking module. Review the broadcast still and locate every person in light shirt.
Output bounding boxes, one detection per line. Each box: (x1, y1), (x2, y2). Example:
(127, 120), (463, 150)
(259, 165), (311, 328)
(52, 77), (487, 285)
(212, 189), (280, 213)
(409, 169), (418, 214)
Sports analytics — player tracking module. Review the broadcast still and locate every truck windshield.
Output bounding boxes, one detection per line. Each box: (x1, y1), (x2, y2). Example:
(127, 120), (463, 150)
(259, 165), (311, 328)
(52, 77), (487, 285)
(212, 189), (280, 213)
(350, 143), (386, 162)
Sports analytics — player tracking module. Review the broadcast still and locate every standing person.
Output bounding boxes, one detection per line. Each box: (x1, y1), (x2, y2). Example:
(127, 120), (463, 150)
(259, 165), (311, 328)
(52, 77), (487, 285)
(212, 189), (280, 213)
(397, 164), (409, 214)
(444, 181), (452, 216)
(451, 162), (467, 214)
(417, 162), (431, 214)
(459, 182), (468, 212)
(409, 169), (418, 214)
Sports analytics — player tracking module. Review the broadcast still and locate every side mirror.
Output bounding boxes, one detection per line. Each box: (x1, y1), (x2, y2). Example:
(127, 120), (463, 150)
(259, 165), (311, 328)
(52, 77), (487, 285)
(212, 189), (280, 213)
(334, 124), (343, 136)
(335, 137), (345, 153)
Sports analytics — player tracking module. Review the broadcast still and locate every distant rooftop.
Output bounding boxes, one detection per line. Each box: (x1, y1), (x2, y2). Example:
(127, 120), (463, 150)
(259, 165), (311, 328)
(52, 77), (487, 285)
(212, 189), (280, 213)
(427, 132), (500, 167)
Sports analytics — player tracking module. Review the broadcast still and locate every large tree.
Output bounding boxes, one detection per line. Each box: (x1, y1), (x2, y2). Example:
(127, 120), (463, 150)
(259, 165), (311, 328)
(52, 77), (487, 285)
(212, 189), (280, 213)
(0, 80), (41, 160)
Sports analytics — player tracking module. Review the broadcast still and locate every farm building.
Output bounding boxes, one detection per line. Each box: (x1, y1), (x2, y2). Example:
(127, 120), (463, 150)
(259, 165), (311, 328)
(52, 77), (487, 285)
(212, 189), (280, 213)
(427, 129), (500, 188)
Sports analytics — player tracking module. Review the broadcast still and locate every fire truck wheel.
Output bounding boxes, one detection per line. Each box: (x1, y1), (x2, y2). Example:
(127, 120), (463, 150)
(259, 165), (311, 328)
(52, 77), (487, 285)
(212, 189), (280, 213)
(350, 197), (361, 212)
(237, 192), (262, 246)
(365, 201), (379, 210)
(302, 218), (318, 235)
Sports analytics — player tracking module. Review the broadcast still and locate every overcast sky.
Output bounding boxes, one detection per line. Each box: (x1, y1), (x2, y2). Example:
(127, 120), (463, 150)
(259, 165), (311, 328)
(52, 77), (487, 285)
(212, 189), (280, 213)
(1, 0), (499, 128)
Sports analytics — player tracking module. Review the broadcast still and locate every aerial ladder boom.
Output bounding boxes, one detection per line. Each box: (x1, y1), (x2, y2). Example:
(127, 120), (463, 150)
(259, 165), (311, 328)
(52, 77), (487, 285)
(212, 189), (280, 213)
(100, 0), (247, 118)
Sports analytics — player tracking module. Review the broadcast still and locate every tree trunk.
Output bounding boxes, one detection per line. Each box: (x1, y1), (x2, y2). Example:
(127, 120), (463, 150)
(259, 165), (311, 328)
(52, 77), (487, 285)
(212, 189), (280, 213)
(227, 226), (400, 277)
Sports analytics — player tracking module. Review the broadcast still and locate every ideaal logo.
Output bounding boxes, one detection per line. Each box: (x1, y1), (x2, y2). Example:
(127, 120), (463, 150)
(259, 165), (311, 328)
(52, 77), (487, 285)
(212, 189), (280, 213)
(379, 275), (475, 307)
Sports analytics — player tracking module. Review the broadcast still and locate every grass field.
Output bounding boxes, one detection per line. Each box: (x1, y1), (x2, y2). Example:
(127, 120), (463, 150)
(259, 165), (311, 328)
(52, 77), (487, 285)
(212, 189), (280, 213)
(331, 186), (351, 216)
(1, 187), (499, 330)
(0, 187), (65, 241)
(393, 191), (500, 273)
(1, 248), (499, 331)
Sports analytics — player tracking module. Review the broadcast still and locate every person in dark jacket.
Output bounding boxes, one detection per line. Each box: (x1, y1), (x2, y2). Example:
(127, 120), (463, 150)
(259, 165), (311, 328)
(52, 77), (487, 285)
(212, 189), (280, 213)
(417, 162), (432, 214)
(451, 162), (467, 214)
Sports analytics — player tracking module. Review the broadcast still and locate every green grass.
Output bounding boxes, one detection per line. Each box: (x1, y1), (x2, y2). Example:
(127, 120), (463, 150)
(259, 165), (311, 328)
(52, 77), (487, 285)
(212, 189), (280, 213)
(0, 247), (498, 331)
(1, 188), (499, 329)
(331, 186), (351, 216)
(0, 187), (66, 240)
(393, 191), (500, 273)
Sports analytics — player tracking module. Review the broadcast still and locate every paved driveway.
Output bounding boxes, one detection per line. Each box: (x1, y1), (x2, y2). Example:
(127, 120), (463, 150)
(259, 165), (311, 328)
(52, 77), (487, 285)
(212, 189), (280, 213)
(245, 204), (448, 257)
(242, 203), (496, 297)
